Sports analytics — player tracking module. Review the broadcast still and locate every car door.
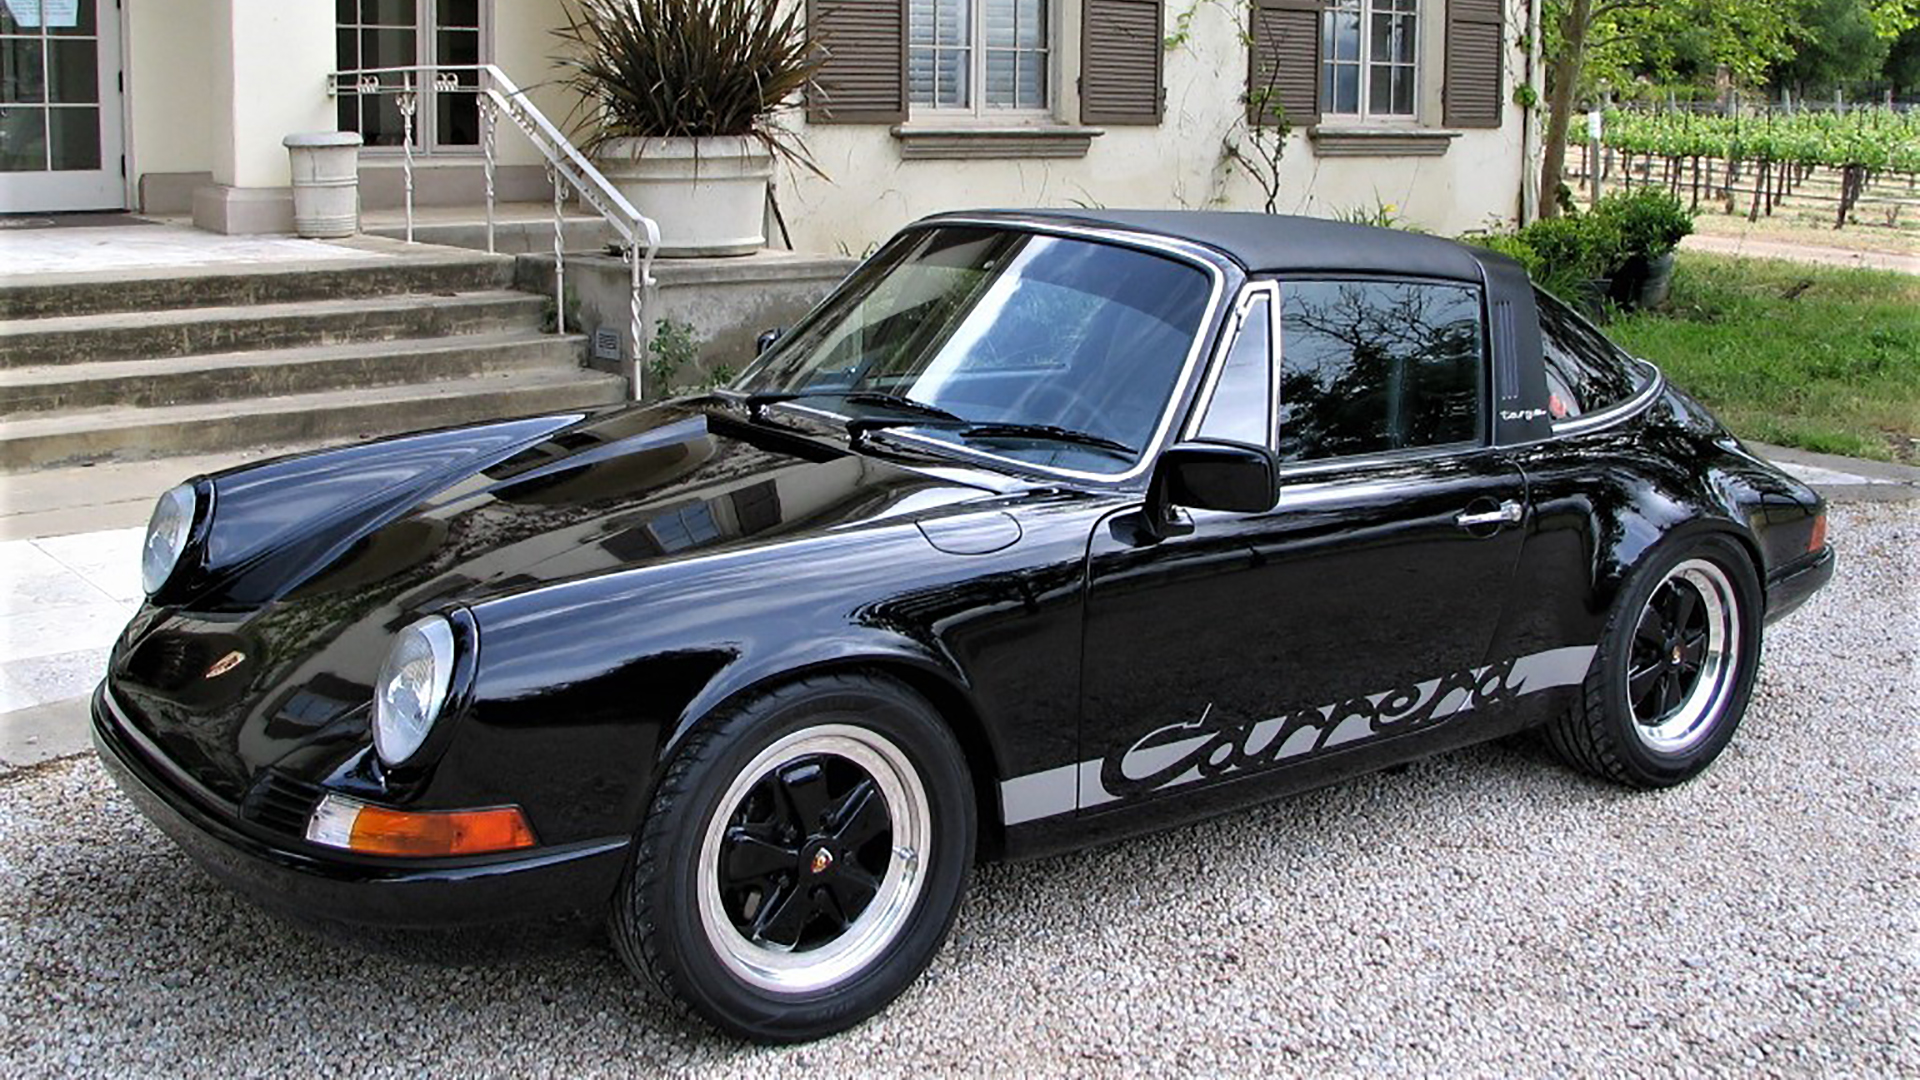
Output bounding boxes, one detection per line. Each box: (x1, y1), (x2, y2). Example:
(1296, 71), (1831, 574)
(1078, 276), (1530, 811)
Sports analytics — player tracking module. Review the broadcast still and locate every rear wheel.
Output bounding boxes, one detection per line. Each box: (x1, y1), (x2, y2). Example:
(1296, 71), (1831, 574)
(610, 673), (974, 1043)
(1546, 535), (1762, 787)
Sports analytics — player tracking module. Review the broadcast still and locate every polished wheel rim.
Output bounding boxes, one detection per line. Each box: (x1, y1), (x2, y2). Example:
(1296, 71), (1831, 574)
(1626, 558), (1741, 753)
(696, 724), (930, 993)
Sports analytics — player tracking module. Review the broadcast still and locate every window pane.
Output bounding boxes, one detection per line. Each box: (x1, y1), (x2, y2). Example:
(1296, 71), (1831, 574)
(909, 0), (936, 45)
(0, 0), (35, 34)
(935, 0), (969, 46)
(336, 27), (357, 68)
(1198, 298), (1273, 447)
(985, 48), (1013, 106)
(361, 91), (408, 146)
(361, 28), (416, 69)
(436, 27), (478, 66)
(908, 47), (934, 102)
(45, 0), (93, 36)
(436, 89), (477, 145)
(1332, 8), (1360, 60)
(984, 0), (1015, 47)
(2, 37), (44, 103)
(0, 104), (45, 169)
(1370, 11), (1392, 60)
(47, 104), (98, 169)
(1368, 63), (1389, 114)
(1016, 50), (1045, 108)
(934, 47), (968, 107)
(436, 0), (479, 29)
(1017, 0), (1043, 48)
(1332, 63), (1358, 113)
(1392, 13), (1415, 62)
(336, 93), (358, 134)
(48, 38), (95, 103)
(1278, 281), (1484, 462)
(1390, 65), (1413, 114)
(361, 0), (416, 26)
(1535, 289), (1650, 415)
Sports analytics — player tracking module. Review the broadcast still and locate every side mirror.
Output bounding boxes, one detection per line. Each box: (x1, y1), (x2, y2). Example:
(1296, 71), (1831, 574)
(1148, 441), (1278, 523)
(755, 327), (785, 355)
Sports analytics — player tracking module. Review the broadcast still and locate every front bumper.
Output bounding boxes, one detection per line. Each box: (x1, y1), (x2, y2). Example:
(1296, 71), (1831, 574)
(92, 684), (630, 939)
(1764, 545), (1836, 625)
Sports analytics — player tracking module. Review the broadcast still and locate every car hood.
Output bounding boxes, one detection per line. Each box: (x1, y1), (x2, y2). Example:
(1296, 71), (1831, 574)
(107, 401), (1011, 803)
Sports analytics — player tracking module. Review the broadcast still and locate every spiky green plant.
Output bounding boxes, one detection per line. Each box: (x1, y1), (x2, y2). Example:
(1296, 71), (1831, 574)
(554, 0), (822, 172)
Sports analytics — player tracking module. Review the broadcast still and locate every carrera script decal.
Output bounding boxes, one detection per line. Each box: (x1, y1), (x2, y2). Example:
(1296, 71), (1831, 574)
(993, 645), (1599, 826)
(1094, 645), (1599, 803)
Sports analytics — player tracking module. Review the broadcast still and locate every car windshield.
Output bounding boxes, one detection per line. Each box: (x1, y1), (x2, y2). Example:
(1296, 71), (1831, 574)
(733, 225), (1215, 473)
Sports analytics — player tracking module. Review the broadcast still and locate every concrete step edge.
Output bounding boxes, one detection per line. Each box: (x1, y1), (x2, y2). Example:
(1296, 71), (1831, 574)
(0, 289), (546, 339)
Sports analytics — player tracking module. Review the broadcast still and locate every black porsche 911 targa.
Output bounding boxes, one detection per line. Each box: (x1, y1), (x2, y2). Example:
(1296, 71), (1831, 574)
(96, 210), (1834, 1042)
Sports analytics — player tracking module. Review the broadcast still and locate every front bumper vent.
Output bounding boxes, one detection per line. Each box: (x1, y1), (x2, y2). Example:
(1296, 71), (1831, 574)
(239, 770), (323, 836)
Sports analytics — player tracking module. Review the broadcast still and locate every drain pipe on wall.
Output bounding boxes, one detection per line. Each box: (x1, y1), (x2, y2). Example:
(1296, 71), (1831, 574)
(1520, 0), (1545, 224)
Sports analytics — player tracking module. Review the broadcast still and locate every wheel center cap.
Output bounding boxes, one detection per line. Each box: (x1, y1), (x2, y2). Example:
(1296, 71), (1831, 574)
(1671, 644), (1684, 665)
(808, 847), (834, 875)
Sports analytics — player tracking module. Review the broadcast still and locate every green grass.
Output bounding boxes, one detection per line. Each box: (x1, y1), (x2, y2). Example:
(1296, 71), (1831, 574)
(1605, 254), (1920, 462)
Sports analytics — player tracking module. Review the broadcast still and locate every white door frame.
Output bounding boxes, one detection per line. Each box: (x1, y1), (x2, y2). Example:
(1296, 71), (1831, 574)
(0, 0), (127, 213)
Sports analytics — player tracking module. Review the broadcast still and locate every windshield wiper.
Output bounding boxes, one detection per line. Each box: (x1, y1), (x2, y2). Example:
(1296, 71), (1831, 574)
(738, 389), (965, 425)
(954, 422), (1135, 456)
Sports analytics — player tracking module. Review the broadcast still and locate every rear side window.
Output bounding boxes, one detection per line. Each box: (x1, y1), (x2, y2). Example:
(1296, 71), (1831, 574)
(1536, 288), (1653, 420)
(1276, 280), (1484, 463)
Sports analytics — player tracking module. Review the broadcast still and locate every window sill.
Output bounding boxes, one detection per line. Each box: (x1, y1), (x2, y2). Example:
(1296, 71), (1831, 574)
(1307, 126), (1460, 158)
(890, 124), (1103, 160)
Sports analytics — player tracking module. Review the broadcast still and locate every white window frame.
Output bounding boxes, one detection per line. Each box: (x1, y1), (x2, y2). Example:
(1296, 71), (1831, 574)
(908, 0), (1056, 119)
(1320, 0), (1420, 123)
(337, 0), (492, 156)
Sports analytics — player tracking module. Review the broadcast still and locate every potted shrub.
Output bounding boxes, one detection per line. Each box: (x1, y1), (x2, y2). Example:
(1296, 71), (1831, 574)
(1592, 189), (1693, 308)
(555, 0), (820, 257)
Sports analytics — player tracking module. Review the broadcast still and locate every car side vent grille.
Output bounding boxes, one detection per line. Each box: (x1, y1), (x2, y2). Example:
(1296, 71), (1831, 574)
(1492, 299), (1520, 401)
(240, 770), (323, 836)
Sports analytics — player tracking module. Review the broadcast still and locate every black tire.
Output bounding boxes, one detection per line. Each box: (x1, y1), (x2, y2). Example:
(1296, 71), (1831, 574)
(610, 672), (975, 1043)
(1545, 533), (1763, 788)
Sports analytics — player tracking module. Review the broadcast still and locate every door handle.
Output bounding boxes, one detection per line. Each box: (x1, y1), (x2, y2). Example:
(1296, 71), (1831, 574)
(1455, 500), (1523, 529)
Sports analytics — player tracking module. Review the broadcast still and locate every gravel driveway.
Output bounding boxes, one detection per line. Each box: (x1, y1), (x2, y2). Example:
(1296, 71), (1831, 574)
(3, 502), (1914, 1077)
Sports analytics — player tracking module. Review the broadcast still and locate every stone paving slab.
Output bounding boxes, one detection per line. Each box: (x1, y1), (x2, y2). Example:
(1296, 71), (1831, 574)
(0, 223), (394, 276)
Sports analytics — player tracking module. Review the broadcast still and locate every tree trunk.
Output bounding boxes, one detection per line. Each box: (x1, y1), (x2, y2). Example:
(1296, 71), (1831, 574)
(1537, 0), (1592, 220)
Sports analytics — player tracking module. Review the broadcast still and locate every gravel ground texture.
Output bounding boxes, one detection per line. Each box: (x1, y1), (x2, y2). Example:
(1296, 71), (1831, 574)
(2, 502), (1914, 1078)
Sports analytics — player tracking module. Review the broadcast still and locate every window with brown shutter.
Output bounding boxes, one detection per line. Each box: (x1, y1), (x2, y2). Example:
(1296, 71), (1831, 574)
(1080, 0), (1164, 125)
(1443, 0), (1504, 128)
(808, 0), (909, 124)
(1248, 0), (1320, 128)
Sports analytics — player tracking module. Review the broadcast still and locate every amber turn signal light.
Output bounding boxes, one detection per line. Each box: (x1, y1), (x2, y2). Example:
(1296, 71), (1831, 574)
(1808, 512), (1828, 553)
(305, 795), (537, 857)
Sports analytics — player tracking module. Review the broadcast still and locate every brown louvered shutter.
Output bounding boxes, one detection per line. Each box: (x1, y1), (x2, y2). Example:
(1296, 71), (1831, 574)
(1080, 0), (1164, 125)
(1443, 0), (1504, 128)
(807, 0), (908, 123)
(1248, 0), (1320, 128)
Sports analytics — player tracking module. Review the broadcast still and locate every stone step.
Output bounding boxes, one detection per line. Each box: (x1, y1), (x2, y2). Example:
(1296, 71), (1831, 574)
(363, 216), (618, 255)
(0, 249), (516, 320)
(0, 368), (627, 471)
(0, 331), (585, 414)
(0, 291), (548, 369)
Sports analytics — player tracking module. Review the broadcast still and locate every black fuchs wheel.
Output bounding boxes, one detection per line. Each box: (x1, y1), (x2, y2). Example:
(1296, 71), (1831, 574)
(1546, 533), (1763, 788)
(610, 672), (975, 1043)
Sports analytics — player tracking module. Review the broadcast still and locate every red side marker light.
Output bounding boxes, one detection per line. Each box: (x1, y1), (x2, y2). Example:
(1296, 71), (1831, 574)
(1808, 512), (1827, 553)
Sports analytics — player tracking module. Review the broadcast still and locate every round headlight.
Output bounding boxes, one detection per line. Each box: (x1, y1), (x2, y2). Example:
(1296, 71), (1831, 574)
(141, 483), (197, 596)
(372, 616), (457, 767)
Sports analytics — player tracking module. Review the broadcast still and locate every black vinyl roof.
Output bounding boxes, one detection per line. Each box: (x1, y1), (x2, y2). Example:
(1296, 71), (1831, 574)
(939, 209), (1494, 284)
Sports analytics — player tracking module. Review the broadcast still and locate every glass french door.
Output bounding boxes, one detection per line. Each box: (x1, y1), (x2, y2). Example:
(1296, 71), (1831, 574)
(0, 0), (125, 212)
(335, 0), (484, 153)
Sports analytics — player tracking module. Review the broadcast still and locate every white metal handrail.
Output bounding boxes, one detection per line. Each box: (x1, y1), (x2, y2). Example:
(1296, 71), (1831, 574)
(328, 64), (660, 400)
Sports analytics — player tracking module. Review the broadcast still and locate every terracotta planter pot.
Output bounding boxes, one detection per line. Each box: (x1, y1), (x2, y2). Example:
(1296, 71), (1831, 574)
(594, 136), (772, 258)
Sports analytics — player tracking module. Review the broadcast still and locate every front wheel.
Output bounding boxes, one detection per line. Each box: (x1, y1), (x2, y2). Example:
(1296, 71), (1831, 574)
(1546, 534), (1763, 788)
(610, 673), (975, 1042)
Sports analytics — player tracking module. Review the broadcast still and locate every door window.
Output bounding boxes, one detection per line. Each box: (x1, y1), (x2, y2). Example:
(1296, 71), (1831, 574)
(1276, 279), (1484, 463)
(334, 0), (484, 151)
(1, 0), (102, 173)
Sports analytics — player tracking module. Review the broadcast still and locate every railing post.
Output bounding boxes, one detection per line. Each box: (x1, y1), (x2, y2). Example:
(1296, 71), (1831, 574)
(397, 71), (417, 244)
(549, 163), (566, 337)
(480, 87), (497, 255)
(629, 245), (644, 401)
